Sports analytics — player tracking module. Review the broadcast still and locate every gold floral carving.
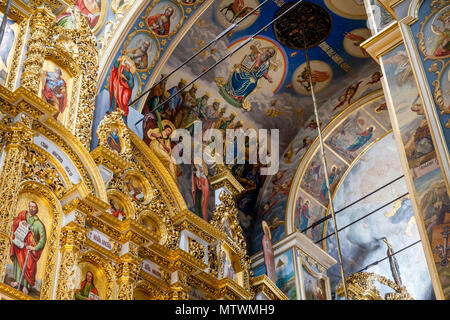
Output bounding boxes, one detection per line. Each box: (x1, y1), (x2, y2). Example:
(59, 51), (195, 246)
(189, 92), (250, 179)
(115, 253), (142, 300)
(96, 110), (133, 162)
(0, 117), (34, 279)
(20, 7), (54, 95)
(55, 219), (88, 300)
(188, 238), (206, 262)
(22, 148), (67, 198)
(210, 191), (253, 291)
(337, 272), (414, 300)
(134, 279), (165, 300)
(208, 246), (218, 278)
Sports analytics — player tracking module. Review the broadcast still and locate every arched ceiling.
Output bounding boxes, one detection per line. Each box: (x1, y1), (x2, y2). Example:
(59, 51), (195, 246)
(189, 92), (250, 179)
(84, 0), (387, 253)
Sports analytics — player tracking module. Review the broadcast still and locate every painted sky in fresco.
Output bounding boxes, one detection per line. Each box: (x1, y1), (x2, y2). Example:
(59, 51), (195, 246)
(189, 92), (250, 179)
(325, 134), (434, 300)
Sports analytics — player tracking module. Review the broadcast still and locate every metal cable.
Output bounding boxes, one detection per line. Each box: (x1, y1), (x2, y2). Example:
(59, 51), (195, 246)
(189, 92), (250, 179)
(300, 175), (405, 234)
(313, 192), (409, 244)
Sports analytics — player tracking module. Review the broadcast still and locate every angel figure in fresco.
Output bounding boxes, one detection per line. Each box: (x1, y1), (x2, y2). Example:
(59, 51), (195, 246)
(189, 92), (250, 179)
(109, 55), (135, 120)
(262, 220), (276, 283)
(10, 201), (46, 295)
(346, 126), (375, 153)
(296, 66), (331, 93)
(333, 81), (363, 111)
(220, 0), (260, 24)
(147, 6), (174, 36)
(344, 31), (369, 57)
(431, 9), (450, 57)
(192, 160), (210, 221)
(261, 199), (279, 221)
(41, 66), (67, 119)
(218, 45), (276, 111)
(75, 271), (100, 300)
(295, 198), (310, 232)
(147, 120), (178, 181)
(320, 166), (337, 202)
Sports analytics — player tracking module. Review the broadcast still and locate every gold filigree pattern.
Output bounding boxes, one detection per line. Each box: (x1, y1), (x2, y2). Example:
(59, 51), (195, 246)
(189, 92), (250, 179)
(337, 272), (414, 300)
(188, 238), (206, 262)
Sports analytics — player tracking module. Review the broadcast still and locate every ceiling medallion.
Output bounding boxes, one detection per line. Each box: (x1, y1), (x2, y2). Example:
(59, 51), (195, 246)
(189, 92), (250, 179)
(273, 1), (333, 50)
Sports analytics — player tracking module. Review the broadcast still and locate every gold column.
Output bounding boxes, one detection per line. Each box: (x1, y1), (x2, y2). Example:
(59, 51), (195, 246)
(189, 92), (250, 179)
(166, 271), (190, 300)
(20, 7), (54, 95)
(115, 246), (142, 300)
(55, 213), (87, 300)
(0, 114), (34, 282)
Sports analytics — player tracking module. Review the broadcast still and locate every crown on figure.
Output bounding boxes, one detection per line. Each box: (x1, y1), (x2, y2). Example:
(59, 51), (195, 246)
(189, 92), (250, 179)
(204, 91), (211, 97)
(231, 111), (237, 117)
(214, 98), (221, 104)
(180, 78), (187, 85)
(192, 83), (199, 89)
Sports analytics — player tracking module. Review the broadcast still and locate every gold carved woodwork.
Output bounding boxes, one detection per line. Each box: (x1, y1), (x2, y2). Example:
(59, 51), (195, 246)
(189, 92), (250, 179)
(188, 238), (206, 262)
(0, 115), (34, 281)
(209, 164), (245, 196)
(20, 7), (54, 95)
(337, 272), (414, 300)
(55, 217), (88, 300)
(115, 251), (143, 300)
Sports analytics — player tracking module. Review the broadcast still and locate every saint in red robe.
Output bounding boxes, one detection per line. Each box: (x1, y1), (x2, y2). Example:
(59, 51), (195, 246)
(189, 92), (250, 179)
(10, 211), (46, 288)
(192, 165), (209, 221)
(262, 231), (275, 283)
(109, 58), (134, 117)
(147, 14), (171, 35)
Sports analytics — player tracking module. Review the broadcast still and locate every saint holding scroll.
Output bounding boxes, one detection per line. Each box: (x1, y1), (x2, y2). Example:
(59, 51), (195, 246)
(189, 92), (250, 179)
(9, 201), (46, 295)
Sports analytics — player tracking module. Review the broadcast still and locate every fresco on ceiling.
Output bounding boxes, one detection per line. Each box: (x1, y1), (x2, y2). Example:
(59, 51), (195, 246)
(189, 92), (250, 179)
(300, 148), (348, 207)
(0, 14), (18, 86)
(293, 189), (326, 242)
(411, 1), (450, 152)
(251, 89), (387, 255)
(324, 133), (434, 300)
(90, 0), (208, 151)
(274, 250), (297, 300)
(324, 109), (383, 164)
(131, 0), (382, 248)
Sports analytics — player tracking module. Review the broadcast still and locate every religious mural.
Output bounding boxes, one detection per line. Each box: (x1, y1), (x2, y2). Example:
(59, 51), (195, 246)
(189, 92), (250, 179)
(324, 134), (435, 300)
(413, 2), (450, 151)
(302, 265), (326, 300)
(0, 13), (17, 86)
(39, 60), (73, 124)
(274, 250), (296, 300)
(5, 193), (50, 299)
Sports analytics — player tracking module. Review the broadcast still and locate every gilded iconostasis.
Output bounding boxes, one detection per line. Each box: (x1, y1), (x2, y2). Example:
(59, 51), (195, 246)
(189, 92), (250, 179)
(0, 0), (448, 301)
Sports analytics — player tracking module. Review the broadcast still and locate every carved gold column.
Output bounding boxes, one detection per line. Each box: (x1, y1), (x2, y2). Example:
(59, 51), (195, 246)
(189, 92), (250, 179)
(0, 114), (34, 282)
(115, 243), (142, 300)
(55, 212), (87, 300)
(20, 7), (54, 94)
(166, 271), (189, 300)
